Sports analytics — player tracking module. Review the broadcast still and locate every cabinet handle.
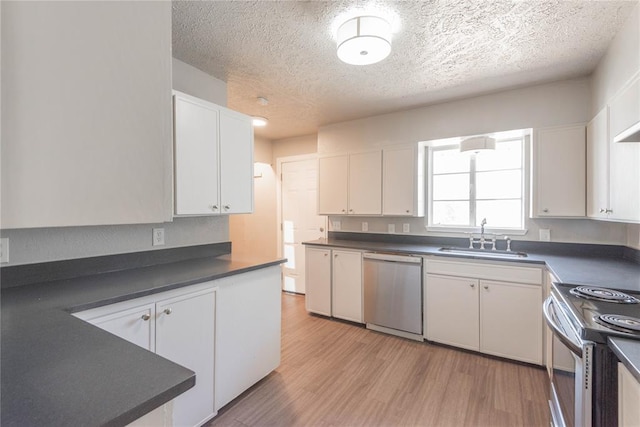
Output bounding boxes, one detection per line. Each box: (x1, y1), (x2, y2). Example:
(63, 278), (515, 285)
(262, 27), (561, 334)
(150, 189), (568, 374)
(606, 209), (613, 214)
(164, 308), (172, 315)
(600, 208), (606, 213)
(469, 284), (475, 288)
(141, 314), (151, 321)
(341, 209), (346, 213)
(324, 253), (328, 257)
(483, 285), (489, 290)
(349, 209), (353, 213)
(212, 205), (218, 211)
(542, 208), (549, 213)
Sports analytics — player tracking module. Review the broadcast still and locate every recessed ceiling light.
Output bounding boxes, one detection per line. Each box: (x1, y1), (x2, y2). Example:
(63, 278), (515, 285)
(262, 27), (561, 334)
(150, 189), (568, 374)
(257, 97), (269, 106)
(252, 116), (268, 127)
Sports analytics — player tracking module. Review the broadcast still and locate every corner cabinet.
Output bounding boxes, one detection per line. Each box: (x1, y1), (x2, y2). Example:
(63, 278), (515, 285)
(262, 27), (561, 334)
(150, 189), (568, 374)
(73, 284), (217, 427)
(424, 258), (543, 365)
(531, 125), (586, 218)
(318, 151), (382, 215)
(382, 144), (425, 217)
(173, 91), (254, 216)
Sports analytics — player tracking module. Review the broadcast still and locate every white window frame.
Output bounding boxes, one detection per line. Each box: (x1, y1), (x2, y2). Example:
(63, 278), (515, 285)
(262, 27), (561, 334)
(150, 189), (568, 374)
(425, 133), (530, 235)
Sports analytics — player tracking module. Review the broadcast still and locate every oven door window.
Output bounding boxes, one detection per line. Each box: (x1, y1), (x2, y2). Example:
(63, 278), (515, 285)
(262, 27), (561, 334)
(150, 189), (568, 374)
(552, 334), (578, 426)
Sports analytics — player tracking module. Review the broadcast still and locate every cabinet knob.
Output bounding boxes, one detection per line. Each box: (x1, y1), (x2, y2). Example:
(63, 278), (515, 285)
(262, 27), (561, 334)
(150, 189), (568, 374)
(600, 208), (606, 213)
(483, 285), (489, 290)
(324, 253), (328, 257)
(224, 205), (230, 210)
(469, 283), (475, 288)
(212, 205), (218, 211)
(334, 254), (338, 258)
(164, 308), (172, 315)
(349, 209), (353, 213)
(141, 314), (151, 321)
(606, 209), (613, 214)
(542, 208), (549, 213)
(341, 209), (346, 213)
(320, 227), (324, 232)
(406, 210), (410, 213)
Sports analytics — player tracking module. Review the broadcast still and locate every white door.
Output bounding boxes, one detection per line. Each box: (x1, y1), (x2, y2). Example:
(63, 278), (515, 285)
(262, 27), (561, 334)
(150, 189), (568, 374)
(280, 157), (326, 294)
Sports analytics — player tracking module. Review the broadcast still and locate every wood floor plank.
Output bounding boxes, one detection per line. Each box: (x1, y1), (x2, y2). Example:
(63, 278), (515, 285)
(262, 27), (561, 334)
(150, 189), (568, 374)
(207, 293), (550, 427)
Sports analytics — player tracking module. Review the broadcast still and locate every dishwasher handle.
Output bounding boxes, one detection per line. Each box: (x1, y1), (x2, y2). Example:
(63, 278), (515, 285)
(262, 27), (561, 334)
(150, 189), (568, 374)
(363, 252), (422, 264)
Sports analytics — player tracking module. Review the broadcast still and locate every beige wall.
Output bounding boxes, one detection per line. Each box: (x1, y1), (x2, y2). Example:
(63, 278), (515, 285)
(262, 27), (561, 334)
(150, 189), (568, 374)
(229, 137), (278, 258)
(272, 134), (318, 165)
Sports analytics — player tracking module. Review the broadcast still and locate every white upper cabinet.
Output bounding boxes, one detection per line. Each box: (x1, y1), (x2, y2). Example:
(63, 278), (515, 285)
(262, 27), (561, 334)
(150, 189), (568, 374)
(382, 145), (425, 217)
(531, 125), (586, 217)
(318, 151), (381, 215)
(1, 2), (172, 228)
(219, 108), (254, 214)
(587, 108), (611, 219)
(173, 91), (254, 216)
(610, 71), (640, 143)
(348, 151), (382, 215)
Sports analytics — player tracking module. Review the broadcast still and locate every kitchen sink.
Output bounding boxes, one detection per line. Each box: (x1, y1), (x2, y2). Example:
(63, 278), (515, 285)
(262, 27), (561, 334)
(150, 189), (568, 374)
(438, 247), (528, 258)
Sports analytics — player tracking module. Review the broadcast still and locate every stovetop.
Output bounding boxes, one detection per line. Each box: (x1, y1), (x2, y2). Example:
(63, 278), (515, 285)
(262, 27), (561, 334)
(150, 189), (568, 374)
(553, 282), (640, 344)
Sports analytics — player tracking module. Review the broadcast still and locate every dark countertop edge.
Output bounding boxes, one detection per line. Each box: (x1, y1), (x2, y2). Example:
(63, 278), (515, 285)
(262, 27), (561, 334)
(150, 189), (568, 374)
(108, 374), (196, 427)
(67, 257), (287, 313)
(608, 338), (640, 383)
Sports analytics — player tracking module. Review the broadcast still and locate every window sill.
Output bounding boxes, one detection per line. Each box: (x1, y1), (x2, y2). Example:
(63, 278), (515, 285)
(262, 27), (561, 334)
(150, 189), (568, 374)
(425, 226), (529, 236)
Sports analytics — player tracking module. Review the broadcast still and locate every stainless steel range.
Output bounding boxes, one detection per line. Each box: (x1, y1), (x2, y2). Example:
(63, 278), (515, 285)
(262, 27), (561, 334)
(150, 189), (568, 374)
(544, 283), (640, 427)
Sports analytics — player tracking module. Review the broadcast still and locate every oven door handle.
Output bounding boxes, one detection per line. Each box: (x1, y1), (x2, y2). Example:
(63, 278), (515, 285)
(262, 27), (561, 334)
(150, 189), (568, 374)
(543, 297), (583, 356)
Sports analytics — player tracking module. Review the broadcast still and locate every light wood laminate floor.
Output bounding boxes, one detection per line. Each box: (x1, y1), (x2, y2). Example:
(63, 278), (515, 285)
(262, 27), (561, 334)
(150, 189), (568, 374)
(207, 293), (550, 427)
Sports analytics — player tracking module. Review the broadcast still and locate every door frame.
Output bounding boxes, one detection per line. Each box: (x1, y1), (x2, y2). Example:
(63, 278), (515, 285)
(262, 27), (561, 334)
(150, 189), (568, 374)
(276, 153), (326, 261)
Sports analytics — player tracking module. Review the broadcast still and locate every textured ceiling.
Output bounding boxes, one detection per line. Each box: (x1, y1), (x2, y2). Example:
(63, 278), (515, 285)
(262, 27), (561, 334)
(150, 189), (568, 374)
(172, 1), (637, 140)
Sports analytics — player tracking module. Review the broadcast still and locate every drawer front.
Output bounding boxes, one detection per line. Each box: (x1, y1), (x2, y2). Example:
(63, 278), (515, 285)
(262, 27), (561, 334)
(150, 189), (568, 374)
(425, 258), (542, 285)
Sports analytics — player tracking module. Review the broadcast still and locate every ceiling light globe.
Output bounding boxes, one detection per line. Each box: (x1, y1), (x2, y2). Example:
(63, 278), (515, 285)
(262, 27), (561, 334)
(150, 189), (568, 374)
(252, 116), (268, 127)
(337, 16), (392, 65)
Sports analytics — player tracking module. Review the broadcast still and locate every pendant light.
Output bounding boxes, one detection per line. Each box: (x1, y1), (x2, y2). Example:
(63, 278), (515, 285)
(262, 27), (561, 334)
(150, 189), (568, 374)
(459, 136), (496, 153)
(336, 15), (392, 65)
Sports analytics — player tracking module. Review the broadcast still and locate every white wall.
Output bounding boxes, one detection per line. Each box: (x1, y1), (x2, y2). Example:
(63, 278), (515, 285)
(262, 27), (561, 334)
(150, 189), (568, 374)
(318, 78), (630, 245)
(0, 3), (231, 266)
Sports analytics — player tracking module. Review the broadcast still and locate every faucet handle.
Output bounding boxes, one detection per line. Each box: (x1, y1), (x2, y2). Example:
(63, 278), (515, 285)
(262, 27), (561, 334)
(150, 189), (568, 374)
(504, 236), (512, 252)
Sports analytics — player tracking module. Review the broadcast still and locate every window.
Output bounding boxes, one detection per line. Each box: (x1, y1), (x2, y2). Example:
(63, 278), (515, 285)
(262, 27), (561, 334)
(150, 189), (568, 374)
(428, 136), (526, 231)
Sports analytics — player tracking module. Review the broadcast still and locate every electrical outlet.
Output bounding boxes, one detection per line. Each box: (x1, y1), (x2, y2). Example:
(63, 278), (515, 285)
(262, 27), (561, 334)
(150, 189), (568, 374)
(153, 228), (165, 246)
(388, 224), (395, 233)
(403, 223), (410, 233)
(332, 220), (341, 231)
(362, 222), (368, 232)
(539, 228), (551, 242)
(0, 238), (9, 263)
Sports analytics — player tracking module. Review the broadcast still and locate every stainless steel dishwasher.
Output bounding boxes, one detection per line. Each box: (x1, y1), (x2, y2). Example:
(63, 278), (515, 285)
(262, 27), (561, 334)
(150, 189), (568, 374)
(363, 252), (423, 341)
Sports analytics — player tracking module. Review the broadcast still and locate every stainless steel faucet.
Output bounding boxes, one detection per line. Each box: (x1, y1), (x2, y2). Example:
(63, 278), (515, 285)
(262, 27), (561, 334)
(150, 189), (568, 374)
(480, 218), (487, 249)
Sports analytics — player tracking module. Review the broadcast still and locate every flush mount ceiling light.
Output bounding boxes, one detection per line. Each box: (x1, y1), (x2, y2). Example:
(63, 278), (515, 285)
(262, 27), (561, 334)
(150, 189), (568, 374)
(252, 116), (268, 127)
(336, 15), (392, 65)
(460, 136), (496, 153)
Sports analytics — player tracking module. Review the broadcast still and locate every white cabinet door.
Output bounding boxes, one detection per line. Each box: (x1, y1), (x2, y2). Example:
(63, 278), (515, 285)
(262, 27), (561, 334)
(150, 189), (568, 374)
(425, 274), (479, 351)
(332, 250), (363, 323)
(318, 155), (349, 215)
(219, 108), (254, 214)
(383, 145), (424, 217)
(348, 151), (382, 215)
(77, 303), (155, 352)
(610, 72), (640, 142)
(156, 289), (216, 427)
(609, 131), (640, 223)
(215, 266), (281, 411)
(174, 94), (220, 215)
(587, 108), (611, 219)
(480, 280), (542, 365)
(618, 362), (640, 427)
(532, 125), (586, 217)
(305, 247), (332, 316)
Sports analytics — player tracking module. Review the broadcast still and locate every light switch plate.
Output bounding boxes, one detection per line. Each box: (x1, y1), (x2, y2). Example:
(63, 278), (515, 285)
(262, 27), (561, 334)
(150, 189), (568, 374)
(362, 222), (368, 232)
(153, 228), (165, 246)
(539, 228), (551, 242)
(403, 223), (410, 233)
(332, 220), (341, 231)
(388, 224), (395, 233)
(0, 238), (9, 263)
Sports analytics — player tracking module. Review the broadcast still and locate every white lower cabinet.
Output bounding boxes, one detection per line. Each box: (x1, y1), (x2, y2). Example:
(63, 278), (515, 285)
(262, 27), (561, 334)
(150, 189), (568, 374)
(332, 250), (363, 323)
(618, 362), (640, 427)
(214, 266), (281, 411)
(305, 247), (332, 316)
(74, 284), (216, 427)
(425, 258), (543, 365)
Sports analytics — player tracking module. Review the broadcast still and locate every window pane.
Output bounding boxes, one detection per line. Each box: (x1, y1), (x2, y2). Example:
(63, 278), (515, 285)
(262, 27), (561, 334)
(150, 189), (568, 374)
(476, 170), (522, 199)
(433, 173), (470, 200)
(433, 201), (470, 225)
(432, 149), (470, 174)
(476, 200), (522, 228)
(476, 140), (522, 171)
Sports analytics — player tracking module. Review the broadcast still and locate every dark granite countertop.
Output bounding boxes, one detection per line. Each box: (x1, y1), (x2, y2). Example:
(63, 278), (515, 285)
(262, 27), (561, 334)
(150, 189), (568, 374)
(609, 338), (640, 383)
(1, 248), (285, 427)
(303, 237), (640, 291)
